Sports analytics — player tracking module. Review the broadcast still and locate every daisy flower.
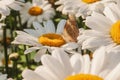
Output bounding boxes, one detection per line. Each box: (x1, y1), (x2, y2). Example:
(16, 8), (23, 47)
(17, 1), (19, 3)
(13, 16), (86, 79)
(55, 0), (115, 18)
(77, 0), (120, 52)
(0, 0), (24, 16)
(12, 20), (78, 62)
(20, 0), (55, 27)
(22, 46), (120, 80)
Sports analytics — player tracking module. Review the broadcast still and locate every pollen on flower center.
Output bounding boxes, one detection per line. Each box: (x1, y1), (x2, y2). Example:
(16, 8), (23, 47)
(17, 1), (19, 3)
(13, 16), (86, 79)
(82, 0), (99, 4)
(28, 6), (43, 16)
(65, 74), (103, 80)
(38, 33), (66, 47)
(110, 20), (120, 44)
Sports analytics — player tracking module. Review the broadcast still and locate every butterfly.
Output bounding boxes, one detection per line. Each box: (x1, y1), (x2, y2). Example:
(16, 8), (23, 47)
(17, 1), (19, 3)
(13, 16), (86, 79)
(62, 15), (79, 42)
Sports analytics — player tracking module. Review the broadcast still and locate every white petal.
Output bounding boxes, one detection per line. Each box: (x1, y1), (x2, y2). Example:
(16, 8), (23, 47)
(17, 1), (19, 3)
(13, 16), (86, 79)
(0, 0), (14, 5)
(62, 42), (79, 50)
(41, 54), (66, 80)
(35, 66), (59, 80)
(32, 0), (42, 5)
(104, 6), (118, 23)
(27, 17), (36, 27)
(105, 63), (120, 80)
(16, 31), (27, 35)
(82, 37), (112, 49)
(33, 21), (45, 35)
(86, 12), (112, 32)
(34, 48), (47, 62)
(83, 54), (90, 73)
(56, 20), (66, 34)
(102, 49), (120, 71)
(24, 29), (40, 37)
(90, 47), (106, 75)
(83, 30), (110, 38)
(0, 6), (10, 15)
(44, 20), (55, 33)
(24, 47), (40, 54)
(52, 48), (73, 76)
(12, 31), (40, 46)
(22, 69), (45, 80)
(70, 53), (84, 73)
(8, 3), (22, 10)
(107, 3), (120, 20)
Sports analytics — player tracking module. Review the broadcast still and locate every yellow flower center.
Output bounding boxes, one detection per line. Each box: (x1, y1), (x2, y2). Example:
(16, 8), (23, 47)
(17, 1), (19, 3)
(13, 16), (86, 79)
(110, 20), (120, 44)
(65, 74), (103, 80)
(28, 6), (43, 16)
(38, 33), (66, 47)
(82, 0), (100, 4)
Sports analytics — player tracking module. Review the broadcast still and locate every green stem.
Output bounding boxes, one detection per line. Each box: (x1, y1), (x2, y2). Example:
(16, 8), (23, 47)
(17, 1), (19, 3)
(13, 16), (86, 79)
(3, 26), (9, 75)
(25, 54), (30, 69)
(12, 60), (18, 79)
(24, 46), (30, 69)
(18, 12), (23, 30)
(8, 16), (14, 52)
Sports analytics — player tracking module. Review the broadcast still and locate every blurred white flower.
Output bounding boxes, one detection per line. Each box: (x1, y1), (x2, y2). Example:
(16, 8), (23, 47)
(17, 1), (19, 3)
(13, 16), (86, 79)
(0, 23), (5, 29)
(55, 0), (77, 15)
(20, 0), (55, 27)
(0, 48), (4, 66)
(0, 0), (24, 16)
(0, 29), (11, 42)
(0, 46), (12, 67)
(0, 73), (7, 80)
(22, 46), (120, 80)
(7, 78), (13, 80)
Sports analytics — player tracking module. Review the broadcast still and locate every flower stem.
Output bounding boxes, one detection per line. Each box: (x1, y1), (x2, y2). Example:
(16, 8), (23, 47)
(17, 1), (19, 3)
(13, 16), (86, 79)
(3, 26), (9, 75)
(13, 60), (18, 79)
(24, 46), (31, 69)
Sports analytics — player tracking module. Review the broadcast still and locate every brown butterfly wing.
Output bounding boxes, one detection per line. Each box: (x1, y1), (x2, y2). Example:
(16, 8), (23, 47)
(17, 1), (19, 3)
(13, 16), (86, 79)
(62, 15), (79, 42)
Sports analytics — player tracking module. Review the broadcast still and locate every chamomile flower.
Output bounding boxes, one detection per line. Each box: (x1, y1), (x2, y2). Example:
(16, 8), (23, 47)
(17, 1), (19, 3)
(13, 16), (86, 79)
(20, 0), (55, 27)
(55, 0), (115, 18)
(0, 0), (24, 16)
(12, 20), (78, 62)
(78, 0), (120, 52)
(22, 47), (120, 80)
